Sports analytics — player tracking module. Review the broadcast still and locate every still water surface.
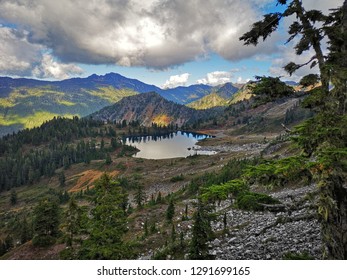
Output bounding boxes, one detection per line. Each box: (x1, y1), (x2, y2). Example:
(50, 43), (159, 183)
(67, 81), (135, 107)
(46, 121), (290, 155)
(124, 131), (216, 159)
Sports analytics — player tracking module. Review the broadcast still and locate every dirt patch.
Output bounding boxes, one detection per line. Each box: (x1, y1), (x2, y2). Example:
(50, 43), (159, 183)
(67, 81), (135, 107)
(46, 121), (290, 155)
(69, 169), (119, 193)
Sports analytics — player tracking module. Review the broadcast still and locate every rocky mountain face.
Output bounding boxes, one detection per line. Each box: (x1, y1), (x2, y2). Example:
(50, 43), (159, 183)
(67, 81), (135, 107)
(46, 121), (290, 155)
(90, 92), (221, 127)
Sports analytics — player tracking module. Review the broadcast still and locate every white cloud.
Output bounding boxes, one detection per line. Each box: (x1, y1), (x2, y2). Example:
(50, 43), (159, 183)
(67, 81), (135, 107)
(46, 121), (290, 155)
(197, 71), (232, 86)
(303, 0), (344, 13)
(236, 76), (250, 84)
(0, 26), (83, 79)
(33, 54), (84, 80)
(163, 73), (190, 89)
(0, 27), (40, 76)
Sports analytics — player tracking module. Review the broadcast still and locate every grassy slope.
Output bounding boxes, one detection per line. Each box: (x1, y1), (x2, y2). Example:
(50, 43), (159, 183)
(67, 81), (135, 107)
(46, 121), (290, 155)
(0, 86), (137, 134)
(187, 92), (228, 109)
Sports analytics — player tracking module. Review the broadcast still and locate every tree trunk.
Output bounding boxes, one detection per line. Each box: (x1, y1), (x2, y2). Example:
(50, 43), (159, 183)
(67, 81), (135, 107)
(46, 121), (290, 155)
(320, 174), (347, 259)
(293, 0), (330, 94)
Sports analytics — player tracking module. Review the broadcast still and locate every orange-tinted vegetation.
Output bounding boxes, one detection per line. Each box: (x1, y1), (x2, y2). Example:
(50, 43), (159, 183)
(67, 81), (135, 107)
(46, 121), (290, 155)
(69, 170), (119, 193)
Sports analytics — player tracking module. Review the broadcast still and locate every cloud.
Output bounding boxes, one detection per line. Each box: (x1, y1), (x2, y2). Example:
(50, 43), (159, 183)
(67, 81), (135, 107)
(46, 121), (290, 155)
(303, 0), (344, 13)
(33, 54), (84, 80)
(0, 0), (282, 70)
(0, 0), (344, 76)
(163, 73), (190, 88)
(237, 76), (250, 84)
(0, 26), (83, 79)
(197, 71), (232, 86)
(0, 27), (40, 76)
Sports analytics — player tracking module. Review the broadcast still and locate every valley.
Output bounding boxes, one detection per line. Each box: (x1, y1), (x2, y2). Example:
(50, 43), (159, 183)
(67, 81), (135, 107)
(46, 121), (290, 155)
(0, 82), (322, 259)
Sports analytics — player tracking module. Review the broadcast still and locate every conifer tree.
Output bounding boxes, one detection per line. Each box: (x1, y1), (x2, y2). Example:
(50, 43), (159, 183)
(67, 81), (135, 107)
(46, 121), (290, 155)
(240, 0), (347, 259)
(10, 189), (17, 205)
(134, 184), (146, 209)
(32, 198), (61, 247)
(79, 173), (131, 259)
(166, 199), (175, 223)
(143, 218), (149, 237)
(189, 200), (213, 260)
(20, 216), (32, 244)
(64, 198), (82, 247)
(58, 171), (66, 187)
(156, 191), (162, 203)
(171, 223), (176, 242)
(105, 153), (112, 165)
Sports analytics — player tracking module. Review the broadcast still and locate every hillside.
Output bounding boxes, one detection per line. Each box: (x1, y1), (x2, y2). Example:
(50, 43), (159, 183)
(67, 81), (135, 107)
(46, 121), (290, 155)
(0, 73), (238, 136)
(228, 83), (254, 104)
(0, 74), (148, 135)
(89, 92), (221, 127)
(187, 92), (228, 109)
(187, 82), (239, 109)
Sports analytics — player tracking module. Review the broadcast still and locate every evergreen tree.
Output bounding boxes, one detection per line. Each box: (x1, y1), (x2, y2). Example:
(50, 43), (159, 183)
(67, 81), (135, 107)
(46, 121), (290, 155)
(223, 212), (227, 232)
(79, 173), (131, 259)
(111, 137), (118, 149)
(134, 184), (146, 209)
(32, 198), (61, 247)
(63, 198), (82, 248)
(10, 189), (17, 205)
(185, 204), (189, 220)
(171, 223), (176, 242)
(20, 216), (32, 244)
(143, 218), (149, 237)
(58, 171), (66, 187)
(156, 191), (162, 203)
(166, 199), (175, 223)
(189, 200), (213, 260)
(252, 76), (294, 104)
(105, 153), (112, 165)
(240, 0), (347, 259)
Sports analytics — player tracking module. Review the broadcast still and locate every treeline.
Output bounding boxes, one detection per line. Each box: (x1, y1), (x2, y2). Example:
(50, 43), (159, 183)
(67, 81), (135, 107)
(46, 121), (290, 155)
(0, 116), (126, 192)
(0, 116), (116, 155)
(112, 119), (180, 137)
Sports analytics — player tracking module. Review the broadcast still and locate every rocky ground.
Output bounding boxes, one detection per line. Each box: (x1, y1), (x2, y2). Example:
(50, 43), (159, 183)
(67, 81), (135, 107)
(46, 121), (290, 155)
(209, 185), (323, 259)
(198, 142), (267, 155)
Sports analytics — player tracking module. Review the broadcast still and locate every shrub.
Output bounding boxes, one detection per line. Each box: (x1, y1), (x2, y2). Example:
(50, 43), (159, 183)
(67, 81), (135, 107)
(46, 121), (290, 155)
(170, 174), (185, 182)
(236, 192), (280, 211)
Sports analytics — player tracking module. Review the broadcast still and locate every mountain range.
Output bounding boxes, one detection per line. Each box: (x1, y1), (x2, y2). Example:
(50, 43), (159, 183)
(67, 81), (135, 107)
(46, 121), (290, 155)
(0, 73), (240, 135)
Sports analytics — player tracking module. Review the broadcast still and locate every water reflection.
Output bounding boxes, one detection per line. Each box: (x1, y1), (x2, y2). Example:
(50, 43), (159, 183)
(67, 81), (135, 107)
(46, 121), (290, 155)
(124, 131), (216, 159)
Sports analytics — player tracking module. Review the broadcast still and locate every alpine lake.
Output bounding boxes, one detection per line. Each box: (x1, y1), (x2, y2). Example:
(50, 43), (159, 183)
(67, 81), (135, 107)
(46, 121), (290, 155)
(123, 131), (217, 159)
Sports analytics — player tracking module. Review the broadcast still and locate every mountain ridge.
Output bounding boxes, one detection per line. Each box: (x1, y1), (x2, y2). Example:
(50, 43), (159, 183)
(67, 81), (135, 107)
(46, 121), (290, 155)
(0, 73), (239, 135)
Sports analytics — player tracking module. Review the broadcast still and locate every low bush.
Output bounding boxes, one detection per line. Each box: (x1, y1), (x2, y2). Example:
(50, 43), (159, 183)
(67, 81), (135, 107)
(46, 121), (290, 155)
(236, 192), (280, 211)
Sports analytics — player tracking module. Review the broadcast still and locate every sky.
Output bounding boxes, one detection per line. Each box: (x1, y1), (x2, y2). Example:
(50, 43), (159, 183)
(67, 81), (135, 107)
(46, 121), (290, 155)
(0, 0), (344, 88)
